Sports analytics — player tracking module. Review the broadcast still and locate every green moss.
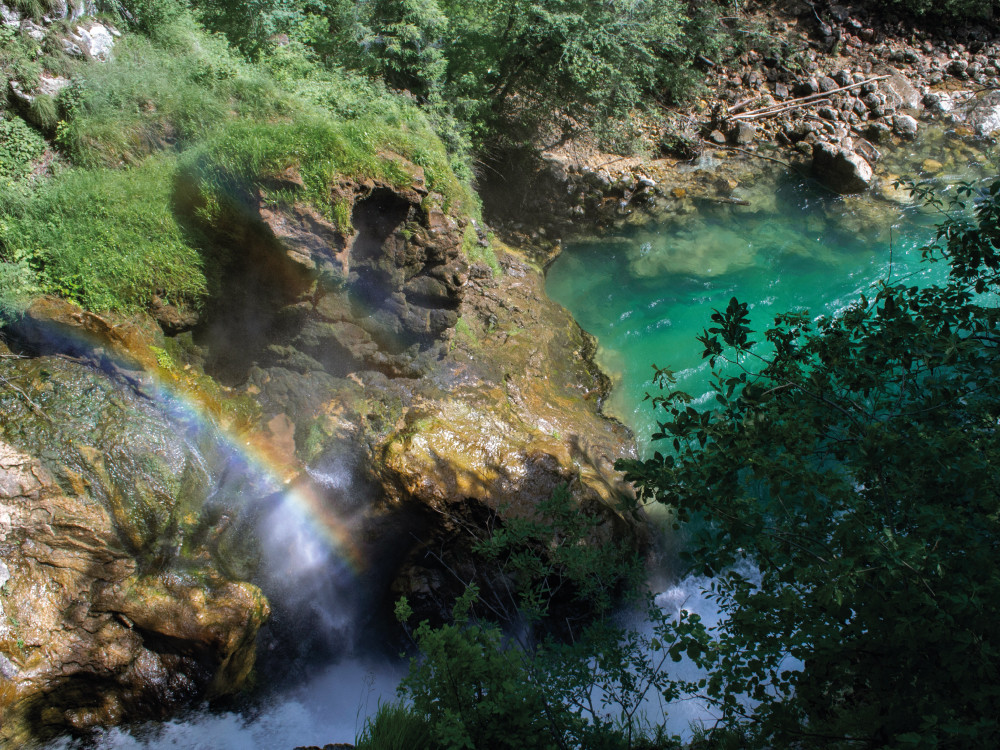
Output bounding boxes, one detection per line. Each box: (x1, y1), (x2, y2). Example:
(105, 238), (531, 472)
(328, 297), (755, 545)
(149, 345), (176, 371)
(462, 227), (502, 277)
(332, 197), (354, 234)
(0, 156), (208, 313)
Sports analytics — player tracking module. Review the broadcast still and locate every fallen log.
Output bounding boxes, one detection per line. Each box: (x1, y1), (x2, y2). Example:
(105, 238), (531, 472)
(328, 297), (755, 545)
(731, 74), (892, 121)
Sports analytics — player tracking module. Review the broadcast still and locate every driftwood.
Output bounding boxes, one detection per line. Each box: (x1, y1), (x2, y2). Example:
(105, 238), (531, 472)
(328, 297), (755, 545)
(730, 74), (892, 121)
(737, 96), (832, 121)
(727, 95), (763, 115)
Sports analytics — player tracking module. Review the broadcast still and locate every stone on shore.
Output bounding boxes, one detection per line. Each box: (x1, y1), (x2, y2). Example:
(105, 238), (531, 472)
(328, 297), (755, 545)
(812, 141), (874, 194)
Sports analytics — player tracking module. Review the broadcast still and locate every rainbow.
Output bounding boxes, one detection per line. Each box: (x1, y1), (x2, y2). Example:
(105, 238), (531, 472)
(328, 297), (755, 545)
(151, 373), (367, 575)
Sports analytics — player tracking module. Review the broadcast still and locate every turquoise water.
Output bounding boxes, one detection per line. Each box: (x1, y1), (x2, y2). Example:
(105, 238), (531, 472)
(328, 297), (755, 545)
(546, 154), (991, 451)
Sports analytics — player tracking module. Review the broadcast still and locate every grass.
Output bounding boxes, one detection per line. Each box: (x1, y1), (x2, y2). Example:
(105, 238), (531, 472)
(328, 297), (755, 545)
(49, 13), (477, 221)
(461, 225), (502, 277)
(185, 73), (478, 225)
(0, 4), (479, 318)
(0, 156), (208, 313)
(355, 700), (437, 750)
(55, 18), (288, 168)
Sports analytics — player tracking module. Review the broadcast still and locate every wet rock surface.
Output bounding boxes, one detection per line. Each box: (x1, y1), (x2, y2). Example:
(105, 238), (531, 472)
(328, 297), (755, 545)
(812, 140), (874, 193)
(184, 167), (642, 622)
(0, 158), (642, 738)
(0, 354), (269, 745)
(191, 163), (468, 382)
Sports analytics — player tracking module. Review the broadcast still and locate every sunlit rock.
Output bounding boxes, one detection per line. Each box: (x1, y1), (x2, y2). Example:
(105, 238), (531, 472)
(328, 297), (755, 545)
(811, 141), (874, 194)
(0, 431), (268, 746)
(893, 113), (919, 139)
(966, 90), (1000, 137)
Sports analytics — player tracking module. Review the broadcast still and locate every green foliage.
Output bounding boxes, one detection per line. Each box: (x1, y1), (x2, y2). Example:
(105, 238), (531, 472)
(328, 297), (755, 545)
(620, 177), (1000, 747)
(356, 0), (449, 102)
(355, 700), (438, 750)
(0, 22), (43, 92)
(10, 0), (59, 19)
(111, 0), (190, 37)
(254, 0), (724, 148)
(0, 116), (46, 182)
(396, 487), (702, 749)
(192, 0), (292, 58)
(186, 100), (476, 224)
(473, 486), (641, 624)
(0, 157), (208, 312)
(431, 0), (711, 137)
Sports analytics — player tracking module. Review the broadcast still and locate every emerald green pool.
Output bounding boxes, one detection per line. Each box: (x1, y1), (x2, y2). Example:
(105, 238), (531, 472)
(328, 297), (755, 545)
(546, 144), (994, 451)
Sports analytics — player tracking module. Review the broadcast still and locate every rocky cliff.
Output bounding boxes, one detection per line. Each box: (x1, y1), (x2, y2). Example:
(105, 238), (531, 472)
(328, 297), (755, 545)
(0, 153), (640, 741)
(181, 154), (642, 620)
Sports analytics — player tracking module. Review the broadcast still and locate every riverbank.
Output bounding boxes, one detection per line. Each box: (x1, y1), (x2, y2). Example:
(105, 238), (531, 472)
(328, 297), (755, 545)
(481, 0), (1000, 254)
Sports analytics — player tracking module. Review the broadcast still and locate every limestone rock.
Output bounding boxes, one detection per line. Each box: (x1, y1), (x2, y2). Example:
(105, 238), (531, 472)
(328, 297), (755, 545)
(812, 141), (874, 194)
(0, 433), (268, 746)
(68, 21), (115, 60)
(0, 4), (21, 26)
(193, 158), (469, 379)
(817, 75), (838, 93)
(966, 90), (1000, 137)
(878, 66), (922, 113)
(728, 122), (756, 145)
(893, 114), (919, 138)
(371, 250), (641, 620)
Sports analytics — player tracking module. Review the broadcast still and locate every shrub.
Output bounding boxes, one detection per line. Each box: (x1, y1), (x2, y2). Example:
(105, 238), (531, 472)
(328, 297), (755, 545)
(619, 177), (1000, 747)
(0, 116), (46, 182)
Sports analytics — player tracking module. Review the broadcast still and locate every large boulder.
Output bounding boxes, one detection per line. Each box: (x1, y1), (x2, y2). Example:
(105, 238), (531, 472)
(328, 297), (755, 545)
(877, 66), (922, 114)
(812, 142), (874, 194)
(966, 90), (1000, 137)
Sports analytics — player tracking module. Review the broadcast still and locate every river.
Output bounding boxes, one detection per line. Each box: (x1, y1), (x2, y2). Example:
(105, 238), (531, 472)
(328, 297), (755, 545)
(547, 131), (996, 448)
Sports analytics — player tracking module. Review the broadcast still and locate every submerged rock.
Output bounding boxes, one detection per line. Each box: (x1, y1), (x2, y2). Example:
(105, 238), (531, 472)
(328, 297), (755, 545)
(812, 141), (874, 194)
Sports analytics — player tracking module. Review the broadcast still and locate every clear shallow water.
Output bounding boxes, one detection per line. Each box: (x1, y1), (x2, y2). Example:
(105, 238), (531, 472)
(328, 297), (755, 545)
(546, 163), (980, 449)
